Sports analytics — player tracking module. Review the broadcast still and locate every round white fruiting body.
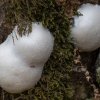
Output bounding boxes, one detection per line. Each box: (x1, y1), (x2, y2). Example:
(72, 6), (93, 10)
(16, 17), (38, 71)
(71, 3), (100, 51)
(0, 23), (54, 93)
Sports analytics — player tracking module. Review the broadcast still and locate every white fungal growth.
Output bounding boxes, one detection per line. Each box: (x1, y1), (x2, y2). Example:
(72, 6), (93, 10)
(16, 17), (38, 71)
(71, 3), (100, 51)
(0, 23), (54, 93)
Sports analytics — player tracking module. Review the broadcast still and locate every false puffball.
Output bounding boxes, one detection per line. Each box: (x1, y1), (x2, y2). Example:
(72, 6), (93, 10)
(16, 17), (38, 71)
(0, 23), (54, 93)
(71, 3), (100, 51)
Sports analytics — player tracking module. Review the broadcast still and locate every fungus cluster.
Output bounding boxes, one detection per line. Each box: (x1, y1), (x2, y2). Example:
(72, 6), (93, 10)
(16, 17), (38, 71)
(71, 3), (100, 51)
(0, 23), (54, 93)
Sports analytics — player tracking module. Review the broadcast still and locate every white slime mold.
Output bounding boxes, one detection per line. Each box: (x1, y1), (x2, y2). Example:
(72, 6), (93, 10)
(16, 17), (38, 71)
(71, 3), (100, 51)
(0, 23), (54, 93)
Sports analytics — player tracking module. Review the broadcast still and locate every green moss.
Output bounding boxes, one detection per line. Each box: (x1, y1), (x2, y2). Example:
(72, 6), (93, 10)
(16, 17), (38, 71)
(85, 99), (93, 100)
(4, 0), (74, 99)
(96, 54), (100, 86)
(96, 67), (100, 85)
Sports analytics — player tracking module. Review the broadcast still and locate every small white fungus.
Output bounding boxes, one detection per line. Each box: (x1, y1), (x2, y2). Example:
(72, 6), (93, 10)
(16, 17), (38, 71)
(0, 23), (54, 93)
(71, 3), (100, 51)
